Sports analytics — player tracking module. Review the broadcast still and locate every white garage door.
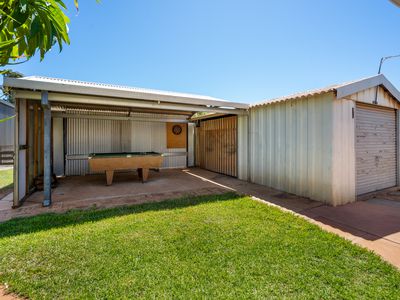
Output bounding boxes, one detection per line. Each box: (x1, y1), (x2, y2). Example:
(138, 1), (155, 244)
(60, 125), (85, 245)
(355, 103), (397, 195)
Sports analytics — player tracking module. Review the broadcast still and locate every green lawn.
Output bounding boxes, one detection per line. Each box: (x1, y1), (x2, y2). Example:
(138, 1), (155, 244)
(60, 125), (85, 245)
(0, 168), (13, 191)
(0, 193), (399, 299)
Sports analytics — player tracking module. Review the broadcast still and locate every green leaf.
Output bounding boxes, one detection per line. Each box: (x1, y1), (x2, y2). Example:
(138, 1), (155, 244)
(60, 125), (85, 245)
(0, 115), (15, 123)
(0, 0), (98, 66)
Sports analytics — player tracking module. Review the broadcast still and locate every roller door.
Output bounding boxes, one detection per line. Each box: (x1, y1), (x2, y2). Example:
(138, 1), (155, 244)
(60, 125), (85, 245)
(355, 103), (397, 195)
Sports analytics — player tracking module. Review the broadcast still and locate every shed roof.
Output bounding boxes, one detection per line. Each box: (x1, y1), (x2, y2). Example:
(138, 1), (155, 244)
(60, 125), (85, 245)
(3, 76), (249, 114)
(0, 99), (14, 109)
(252, 74), (400, 107)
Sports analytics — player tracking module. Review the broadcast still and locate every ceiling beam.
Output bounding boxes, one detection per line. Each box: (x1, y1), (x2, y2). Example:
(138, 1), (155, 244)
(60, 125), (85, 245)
(15, 90), (248, 115)
(52, 112), (190, 123)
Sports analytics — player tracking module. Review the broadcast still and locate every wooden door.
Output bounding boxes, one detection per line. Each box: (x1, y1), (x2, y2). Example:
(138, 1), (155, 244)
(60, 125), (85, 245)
(195, 116), (237, 177)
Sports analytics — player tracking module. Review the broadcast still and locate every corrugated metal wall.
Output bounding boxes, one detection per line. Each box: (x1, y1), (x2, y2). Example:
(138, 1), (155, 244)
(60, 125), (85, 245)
(195, 116), (237, 177)
(237, 115), (248, 180)
(187, 123), (195, 167)
(0, 101), (15, 151)
(65, 118), (187, 175)
(246, 93), (335, 203)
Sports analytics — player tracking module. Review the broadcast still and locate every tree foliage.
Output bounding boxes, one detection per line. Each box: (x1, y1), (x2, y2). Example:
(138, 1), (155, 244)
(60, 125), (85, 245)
(1, 69), (23, 103)
(0, 0), (78, 67)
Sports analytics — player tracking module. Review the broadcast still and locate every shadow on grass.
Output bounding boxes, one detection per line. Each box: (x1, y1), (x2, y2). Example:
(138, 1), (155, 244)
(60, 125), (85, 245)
(0, 192), (241, 239)
(0, 183), (13, 192)
(0, 183), (13, 201)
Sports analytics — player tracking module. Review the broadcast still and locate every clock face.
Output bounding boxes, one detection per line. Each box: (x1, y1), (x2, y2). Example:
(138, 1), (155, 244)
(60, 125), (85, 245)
(172, 124), (183, 135)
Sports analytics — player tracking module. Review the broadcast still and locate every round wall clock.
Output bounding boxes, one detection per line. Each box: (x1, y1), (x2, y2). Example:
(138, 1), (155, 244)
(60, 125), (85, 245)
(172, 124), (182, 135)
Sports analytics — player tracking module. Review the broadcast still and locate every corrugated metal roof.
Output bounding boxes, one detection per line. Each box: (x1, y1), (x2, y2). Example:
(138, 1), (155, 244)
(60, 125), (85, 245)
(0, 99), (15, 108)
(253, 85), (339, 107)
(21, 76), (225, 102)
(4, 76), (249, 110)
(252, 74), (400, 107)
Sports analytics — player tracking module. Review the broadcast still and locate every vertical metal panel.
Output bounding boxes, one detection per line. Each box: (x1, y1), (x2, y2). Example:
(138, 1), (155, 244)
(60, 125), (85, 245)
(248, 93), (334, 204)
(52, 117), (64, 176)
(18, 99), (27, 201)
(196, 116), (237, 177)
(13, 99), (19, 206)
(331, 98), (356, 205)
(66, 117), (187, 175)
(0, 101), (15, 151)
(187, 123), (195, 167)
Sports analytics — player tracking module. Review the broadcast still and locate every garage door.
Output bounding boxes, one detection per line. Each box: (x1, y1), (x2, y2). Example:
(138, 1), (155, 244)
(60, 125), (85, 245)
(355, 103), (397, 195)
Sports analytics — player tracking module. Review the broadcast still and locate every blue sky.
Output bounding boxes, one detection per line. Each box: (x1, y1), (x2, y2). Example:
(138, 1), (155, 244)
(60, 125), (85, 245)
(10, 0), (400, 103)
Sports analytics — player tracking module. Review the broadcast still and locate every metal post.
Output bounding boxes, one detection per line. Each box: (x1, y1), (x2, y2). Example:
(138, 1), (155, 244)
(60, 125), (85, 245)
(375, 54), (400, 104)
(12, 99), (19, 208)
(41, 91), (52, 206)
(247, 113), (251, 182)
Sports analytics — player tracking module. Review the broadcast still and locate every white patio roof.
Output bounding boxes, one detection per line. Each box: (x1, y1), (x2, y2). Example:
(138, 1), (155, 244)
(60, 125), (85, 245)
(3, 76), (249, 115)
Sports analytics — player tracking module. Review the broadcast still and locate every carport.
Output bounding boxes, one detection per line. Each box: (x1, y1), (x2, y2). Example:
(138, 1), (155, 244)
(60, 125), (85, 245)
(3, 76), (248, 208)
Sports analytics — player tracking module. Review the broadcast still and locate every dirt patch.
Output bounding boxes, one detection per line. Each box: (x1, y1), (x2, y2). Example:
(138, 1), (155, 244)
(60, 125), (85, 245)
(0, 285), (21, 300)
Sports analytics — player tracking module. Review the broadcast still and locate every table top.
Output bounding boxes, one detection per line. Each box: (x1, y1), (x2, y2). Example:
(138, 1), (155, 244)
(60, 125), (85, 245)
(88, 152), (162, 159)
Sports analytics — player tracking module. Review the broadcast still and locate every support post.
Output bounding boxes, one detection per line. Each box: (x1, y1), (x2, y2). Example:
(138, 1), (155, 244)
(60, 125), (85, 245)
(13, 99), (19, 208)
(42, 91), (52, 207)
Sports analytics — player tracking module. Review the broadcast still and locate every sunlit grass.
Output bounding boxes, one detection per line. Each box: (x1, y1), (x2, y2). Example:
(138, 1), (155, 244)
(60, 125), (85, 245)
(0, 193), (399, 299)
(0, 168), (13, 191)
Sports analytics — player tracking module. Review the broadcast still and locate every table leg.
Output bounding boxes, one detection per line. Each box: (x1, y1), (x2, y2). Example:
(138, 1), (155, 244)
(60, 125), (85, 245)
(105, 170), (114, 186)
(141, 168), (149, 183)
(137, 168), (143, 179)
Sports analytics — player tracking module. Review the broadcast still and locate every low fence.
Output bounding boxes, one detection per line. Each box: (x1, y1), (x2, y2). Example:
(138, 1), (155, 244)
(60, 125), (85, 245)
(0, 150), (13, 165)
